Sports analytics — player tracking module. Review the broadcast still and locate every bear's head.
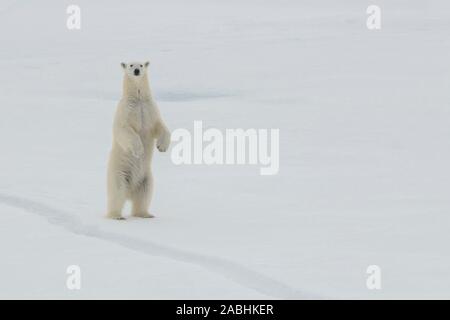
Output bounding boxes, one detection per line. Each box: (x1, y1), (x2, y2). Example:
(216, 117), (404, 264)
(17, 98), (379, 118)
(121, 61), (150, 80)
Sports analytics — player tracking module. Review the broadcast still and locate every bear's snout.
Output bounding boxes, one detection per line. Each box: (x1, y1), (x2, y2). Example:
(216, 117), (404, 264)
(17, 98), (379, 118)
(134, 69), (140, 76)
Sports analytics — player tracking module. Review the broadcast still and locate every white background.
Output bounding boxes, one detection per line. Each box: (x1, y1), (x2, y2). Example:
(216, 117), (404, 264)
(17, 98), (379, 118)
(0, 0), (449, 299)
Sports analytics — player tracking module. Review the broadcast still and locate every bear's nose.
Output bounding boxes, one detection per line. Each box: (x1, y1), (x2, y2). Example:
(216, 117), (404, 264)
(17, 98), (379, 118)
(134, 69), (140, 76)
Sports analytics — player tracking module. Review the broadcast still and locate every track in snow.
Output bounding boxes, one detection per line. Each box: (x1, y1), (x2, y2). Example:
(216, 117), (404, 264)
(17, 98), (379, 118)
(0, 192), (322, 299)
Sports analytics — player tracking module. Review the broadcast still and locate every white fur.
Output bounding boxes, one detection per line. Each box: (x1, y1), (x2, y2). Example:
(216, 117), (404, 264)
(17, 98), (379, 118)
(106, 61), (170, 220)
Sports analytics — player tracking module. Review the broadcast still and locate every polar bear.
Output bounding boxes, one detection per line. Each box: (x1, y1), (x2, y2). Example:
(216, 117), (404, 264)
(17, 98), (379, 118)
(106, 61), (170, 220)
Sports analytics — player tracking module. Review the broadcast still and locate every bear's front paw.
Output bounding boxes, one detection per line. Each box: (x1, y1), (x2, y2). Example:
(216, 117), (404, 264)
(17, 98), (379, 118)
(157, 134), (170, 152)
(157, 141), (169, 152)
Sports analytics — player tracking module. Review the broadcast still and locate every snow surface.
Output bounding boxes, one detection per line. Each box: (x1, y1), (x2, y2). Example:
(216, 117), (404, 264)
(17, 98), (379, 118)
(0, 0), (450, 299)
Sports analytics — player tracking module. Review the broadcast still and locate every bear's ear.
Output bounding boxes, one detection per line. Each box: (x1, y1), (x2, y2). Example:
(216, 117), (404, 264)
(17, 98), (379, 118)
(144, 61), (150, 68)
(120, 62), (127, 69)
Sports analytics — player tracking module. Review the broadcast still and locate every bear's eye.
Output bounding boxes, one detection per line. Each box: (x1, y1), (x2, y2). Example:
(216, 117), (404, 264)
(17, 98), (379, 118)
(140, 64), (143, 67)
(130, 64), (133, 67)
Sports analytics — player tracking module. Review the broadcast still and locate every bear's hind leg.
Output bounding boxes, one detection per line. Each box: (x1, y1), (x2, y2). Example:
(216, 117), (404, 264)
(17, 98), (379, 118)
(131, 174), (154, 218)
(106, 177), (127, 220)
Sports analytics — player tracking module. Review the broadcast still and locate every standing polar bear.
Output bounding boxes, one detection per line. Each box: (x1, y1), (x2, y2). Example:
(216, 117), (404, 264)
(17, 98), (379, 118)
(106, 61), (170, 220)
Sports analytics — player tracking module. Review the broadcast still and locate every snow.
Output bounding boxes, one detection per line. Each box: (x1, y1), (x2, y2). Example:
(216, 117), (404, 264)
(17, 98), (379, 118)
(0, 0), (449, 299)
